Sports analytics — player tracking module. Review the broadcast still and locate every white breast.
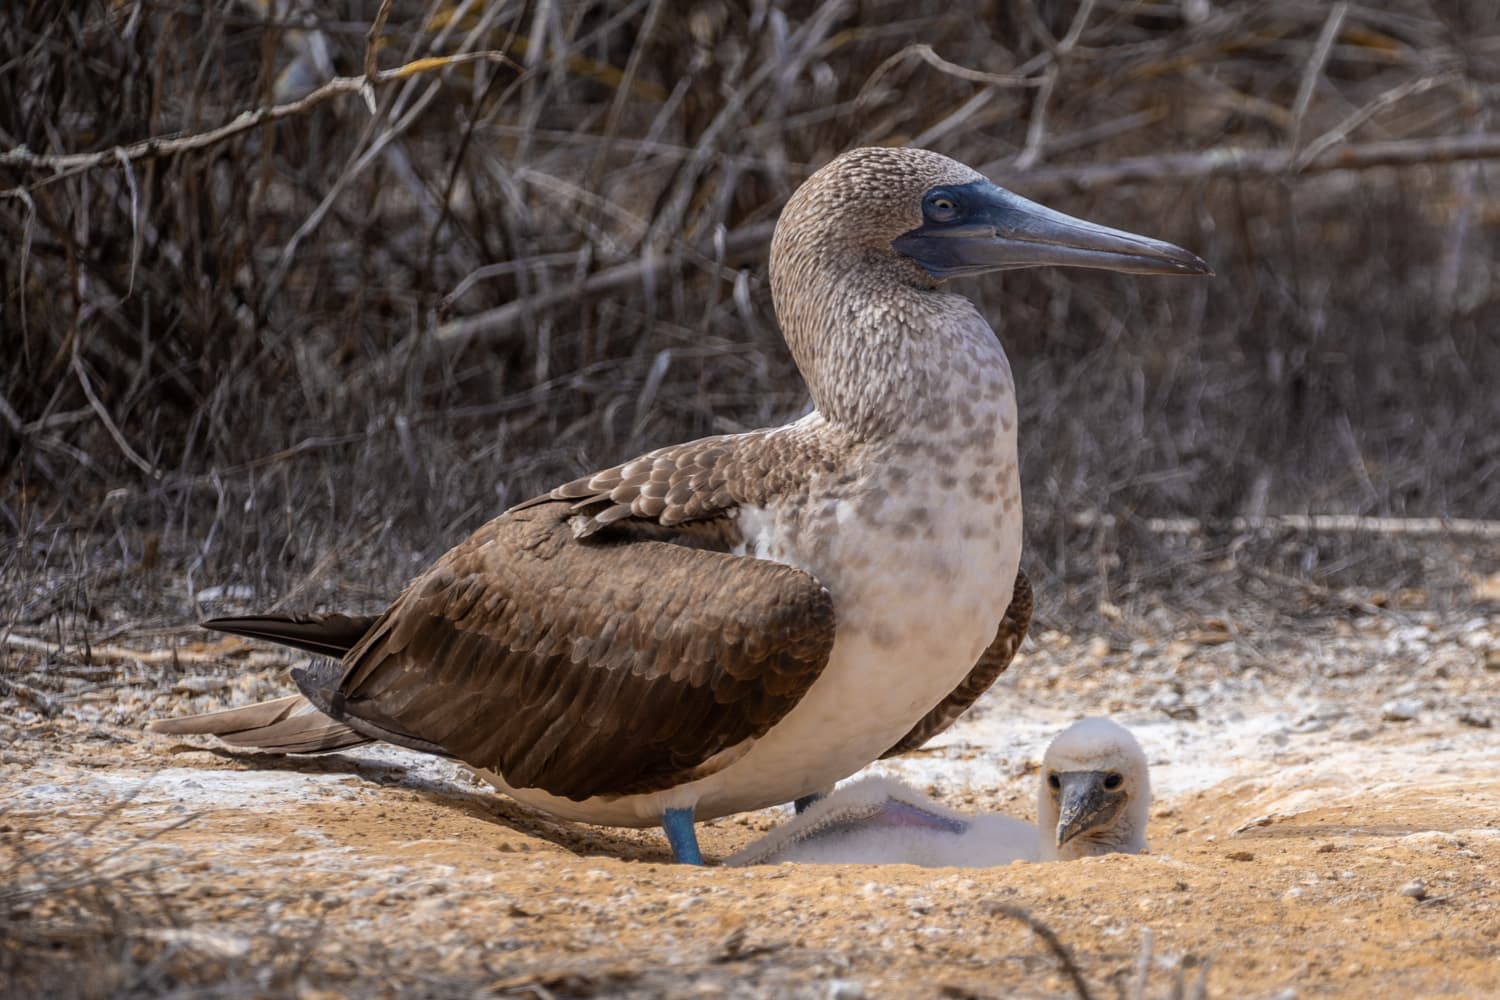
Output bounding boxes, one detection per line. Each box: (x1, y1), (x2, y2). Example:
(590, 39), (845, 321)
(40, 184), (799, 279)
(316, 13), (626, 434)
(683, 453), (1020, 819)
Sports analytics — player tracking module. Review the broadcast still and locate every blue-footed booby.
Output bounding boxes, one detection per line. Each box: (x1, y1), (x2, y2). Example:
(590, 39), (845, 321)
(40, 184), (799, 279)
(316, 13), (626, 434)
(728, 717), (1151, 866)
(148, 148), (1207, 864)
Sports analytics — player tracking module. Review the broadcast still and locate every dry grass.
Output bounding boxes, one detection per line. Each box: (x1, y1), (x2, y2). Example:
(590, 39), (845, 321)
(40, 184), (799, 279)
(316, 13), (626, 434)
(5, 10), (1499, 996)
(3, 1), (1499, 627)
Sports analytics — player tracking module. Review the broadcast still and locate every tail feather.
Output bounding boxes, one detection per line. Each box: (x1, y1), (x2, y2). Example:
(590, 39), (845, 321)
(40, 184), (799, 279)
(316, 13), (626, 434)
(148, 694), (370, 754)
(148, 611), (388, 754)
(147, 693), (306, 735)
(201, 613), (377, 659)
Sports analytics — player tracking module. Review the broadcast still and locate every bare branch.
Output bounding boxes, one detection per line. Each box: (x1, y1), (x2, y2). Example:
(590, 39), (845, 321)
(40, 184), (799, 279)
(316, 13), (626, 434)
(443, 128), (1500, 347)
(70, 354), (158, 480)
(365, 0), (394, 82)
(435, 221), (775, 346)
(0, 50), (518, 188)
(112, 148), (141, 298)
(857, 43), (1045, 106)
(1294, 73), (1454, 169)
(5, 186), (35, 341)
(986, 130), (1500, 193)
(1289, 2), (1349, 150)
(1073, 511), (1500, 540)
(1014, 0), (1094, 169)
(985, 903), (1096, 1000)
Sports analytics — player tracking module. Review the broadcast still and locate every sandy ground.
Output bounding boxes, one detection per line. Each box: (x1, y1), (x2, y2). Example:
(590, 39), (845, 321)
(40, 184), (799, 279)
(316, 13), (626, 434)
(4, 589), (1499, 998)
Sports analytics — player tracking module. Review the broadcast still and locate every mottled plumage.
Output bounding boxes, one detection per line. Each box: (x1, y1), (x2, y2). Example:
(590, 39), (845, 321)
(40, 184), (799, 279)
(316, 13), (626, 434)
(325, 501), (837, 799)
(149, 146), (1207, 862)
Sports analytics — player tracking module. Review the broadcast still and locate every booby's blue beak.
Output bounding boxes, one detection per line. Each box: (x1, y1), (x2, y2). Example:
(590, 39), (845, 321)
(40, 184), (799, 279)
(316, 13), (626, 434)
(894, 180), (1212, 279)
(1053, 769), (1127, 848)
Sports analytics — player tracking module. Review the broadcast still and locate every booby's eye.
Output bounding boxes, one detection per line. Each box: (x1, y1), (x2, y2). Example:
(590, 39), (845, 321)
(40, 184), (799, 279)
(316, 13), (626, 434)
(1104, 772), (1124, 791)
(924, 191), (960, 223)
(1047, 772), (1060, 790)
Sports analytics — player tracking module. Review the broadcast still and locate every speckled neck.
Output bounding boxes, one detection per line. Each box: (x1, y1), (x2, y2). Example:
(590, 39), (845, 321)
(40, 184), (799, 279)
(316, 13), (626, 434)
(767, 147), (998, 442)
(770, 244), (1012, 442)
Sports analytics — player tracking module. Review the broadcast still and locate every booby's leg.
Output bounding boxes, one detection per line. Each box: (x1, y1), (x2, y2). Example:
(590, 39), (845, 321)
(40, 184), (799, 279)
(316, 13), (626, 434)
(662, 808), (703, 865)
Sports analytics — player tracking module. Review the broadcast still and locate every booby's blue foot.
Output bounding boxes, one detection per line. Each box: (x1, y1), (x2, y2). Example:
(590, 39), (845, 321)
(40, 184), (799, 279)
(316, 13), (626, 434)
(662, 807), (703, 865)
(793, 794), (824, 814)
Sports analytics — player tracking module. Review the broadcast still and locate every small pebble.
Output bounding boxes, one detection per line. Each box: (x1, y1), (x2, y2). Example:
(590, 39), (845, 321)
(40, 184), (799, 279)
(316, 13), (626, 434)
(1457, 627), (1491, 650)
(827, 979), (865, 1000)
(172, 676), (231, 695)
(1400, 880), (1427, 900)
(1381, 698), (1424, 722)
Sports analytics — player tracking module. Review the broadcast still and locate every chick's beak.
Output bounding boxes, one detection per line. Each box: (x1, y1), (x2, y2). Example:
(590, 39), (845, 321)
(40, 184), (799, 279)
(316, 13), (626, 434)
(1054, 770), (1126, 848)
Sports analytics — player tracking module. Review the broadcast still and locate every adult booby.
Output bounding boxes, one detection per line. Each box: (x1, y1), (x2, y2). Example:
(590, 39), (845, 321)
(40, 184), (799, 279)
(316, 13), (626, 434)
(727, 717), (1151, 866)
(149, 148), (1207, 864)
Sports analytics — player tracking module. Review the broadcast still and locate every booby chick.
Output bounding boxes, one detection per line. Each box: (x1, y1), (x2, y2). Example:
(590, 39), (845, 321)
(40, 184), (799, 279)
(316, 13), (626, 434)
(728, 718), (1150, 866)
(148, 148), (1207, 864)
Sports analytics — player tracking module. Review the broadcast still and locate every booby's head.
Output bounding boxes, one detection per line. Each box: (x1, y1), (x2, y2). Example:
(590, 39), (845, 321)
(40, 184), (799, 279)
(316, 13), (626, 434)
(1036, 717), (1151, 861)
(772, 147), (1210, 292)
(769, 147), (1209, 434)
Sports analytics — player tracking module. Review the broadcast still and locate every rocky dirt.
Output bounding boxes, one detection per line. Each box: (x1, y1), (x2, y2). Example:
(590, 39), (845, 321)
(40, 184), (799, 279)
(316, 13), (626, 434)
(4, 578), (1499, 999)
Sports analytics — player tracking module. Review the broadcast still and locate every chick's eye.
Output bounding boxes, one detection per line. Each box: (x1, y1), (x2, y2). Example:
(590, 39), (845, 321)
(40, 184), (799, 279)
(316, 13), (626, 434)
(1047, 773), (1060, 790)
(1104, 773), (1124, 791)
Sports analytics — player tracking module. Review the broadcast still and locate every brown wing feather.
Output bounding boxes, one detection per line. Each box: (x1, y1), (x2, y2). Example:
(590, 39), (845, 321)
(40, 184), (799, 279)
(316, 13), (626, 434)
(512, 424), (841, 539)
(324, 499), (838, 801)
(880, 570), (1033, 758)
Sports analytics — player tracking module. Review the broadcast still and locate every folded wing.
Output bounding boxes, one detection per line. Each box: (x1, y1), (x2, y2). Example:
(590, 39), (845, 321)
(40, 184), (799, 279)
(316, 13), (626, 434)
(319, 497), (836, 801)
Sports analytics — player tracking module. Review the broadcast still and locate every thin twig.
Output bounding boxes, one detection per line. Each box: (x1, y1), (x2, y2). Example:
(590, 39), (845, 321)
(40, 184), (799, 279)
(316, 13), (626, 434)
(1073, 510), (1500, 539)
(910, 89), (1001, 150)
(1293, 73), (1452, 170)
(364, 0), (394, 82)
(857, 43), (1044, 106)
(1188, 956), (1212, 1000)
(1234, 560), (1391, 617)
(2, 632), (285, 668)
(1014, 65), (1059, 170)
(985, 130), (1500, 192)
(112, 148), (141, 297)
(435, 220), (775, 345)
(70, 354), (158, 479)
(440, 126), (1500, 346)
(264, 72), (450, 298)
(1057, 0), (1098, 51)
(1131, 926), (1153, 1000)
(8, 186), (35, 343)
(0, 50), (518, 188)
(985, 903), (1096, 1000)
(1289, 2), (1349, 151)
(1014, 0), (1095, 170)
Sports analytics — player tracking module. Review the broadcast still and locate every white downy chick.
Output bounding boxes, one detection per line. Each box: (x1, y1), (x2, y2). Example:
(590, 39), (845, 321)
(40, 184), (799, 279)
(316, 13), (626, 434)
(727, 717), (1149, 867)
